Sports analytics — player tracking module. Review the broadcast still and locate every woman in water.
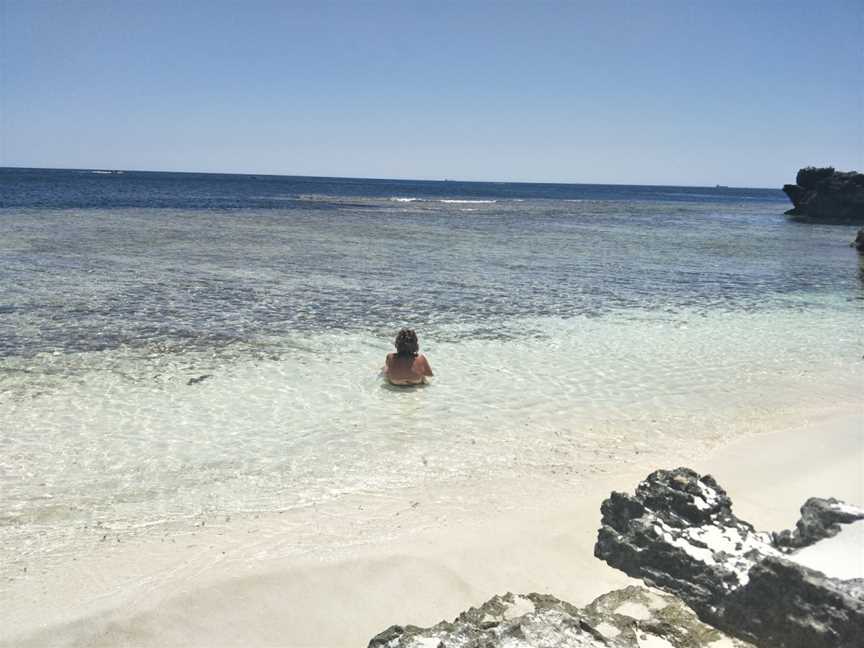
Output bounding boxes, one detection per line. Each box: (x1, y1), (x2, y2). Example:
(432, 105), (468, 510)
(383, 328), (434, 385)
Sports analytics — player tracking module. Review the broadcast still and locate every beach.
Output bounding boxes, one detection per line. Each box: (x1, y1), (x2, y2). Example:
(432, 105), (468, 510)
(1, 169), (862, 646)
(3, 408), (861, 647)
(4, 1), (863, 644)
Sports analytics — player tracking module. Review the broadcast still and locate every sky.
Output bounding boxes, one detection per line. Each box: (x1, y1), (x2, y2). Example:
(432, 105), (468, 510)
(1, 0), (862, 187)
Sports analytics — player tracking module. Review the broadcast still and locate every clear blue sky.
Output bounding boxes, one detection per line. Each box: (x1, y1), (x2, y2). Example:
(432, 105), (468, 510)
(2, 1), (862, 187)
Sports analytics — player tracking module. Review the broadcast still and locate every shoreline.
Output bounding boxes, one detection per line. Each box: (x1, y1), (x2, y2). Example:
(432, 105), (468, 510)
(2, 407), (861, 647)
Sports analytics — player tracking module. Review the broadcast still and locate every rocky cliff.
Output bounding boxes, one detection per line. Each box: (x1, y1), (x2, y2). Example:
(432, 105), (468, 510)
(782, 167), (864, 223)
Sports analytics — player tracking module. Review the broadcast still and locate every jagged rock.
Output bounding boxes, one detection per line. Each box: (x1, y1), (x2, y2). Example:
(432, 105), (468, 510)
(369, 592), (608, 648)
(595, 467), (864, 648)
(852, 228), (864, 252)
(368, 586), (752, 647)
(773, 497), (864, 549)
(782, 166), (864, 223)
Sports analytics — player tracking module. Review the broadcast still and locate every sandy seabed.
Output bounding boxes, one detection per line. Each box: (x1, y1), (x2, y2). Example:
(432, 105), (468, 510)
(2, 408), (862, 648)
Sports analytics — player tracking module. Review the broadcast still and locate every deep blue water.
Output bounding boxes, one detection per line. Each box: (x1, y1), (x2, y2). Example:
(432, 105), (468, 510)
(1, 167), (859, 361)
(0, 166), (785, 209)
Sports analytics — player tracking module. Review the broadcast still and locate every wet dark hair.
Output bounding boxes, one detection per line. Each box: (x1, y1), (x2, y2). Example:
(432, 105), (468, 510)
(394, 328), (419, 357)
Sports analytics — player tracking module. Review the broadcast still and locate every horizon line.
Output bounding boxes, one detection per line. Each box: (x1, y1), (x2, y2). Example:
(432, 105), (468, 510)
(0, 164), (781, 192)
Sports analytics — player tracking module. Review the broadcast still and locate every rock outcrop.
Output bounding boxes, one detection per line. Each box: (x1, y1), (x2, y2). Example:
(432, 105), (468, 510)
(368, 585), (753, 648)
(774, 496), (864, 549)
(782, 167), (864, 223)
(852, 228), (864, 252)
(595, 467), (864, 648)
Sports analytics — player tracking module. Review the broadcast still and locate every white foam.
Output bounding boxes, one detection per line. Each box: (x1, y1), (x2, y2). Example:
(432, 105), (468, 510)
(438, 199), (497, 204)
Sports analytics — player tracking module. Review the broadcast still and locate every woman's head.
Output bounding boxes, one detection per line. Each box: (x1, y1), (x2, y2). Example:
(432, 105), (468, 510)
(394, 328), (419, 356)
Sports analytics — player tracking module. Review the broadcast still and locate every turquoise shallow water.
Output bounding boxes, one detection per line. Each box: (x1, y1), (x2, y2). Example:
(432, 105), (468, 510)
(1, 169), (862, 570)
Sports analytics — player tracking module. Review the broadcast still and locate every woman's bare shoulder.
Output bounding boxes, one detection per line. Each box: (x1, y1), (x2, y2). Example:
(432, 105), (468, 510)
(415, 354), (433, 375)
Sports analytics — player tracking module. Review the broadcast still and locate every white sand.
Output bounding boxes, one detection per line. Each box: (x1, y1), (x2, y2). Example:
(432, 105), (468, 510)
(789, 520), (864, 580)
(2, 411), (861, 648)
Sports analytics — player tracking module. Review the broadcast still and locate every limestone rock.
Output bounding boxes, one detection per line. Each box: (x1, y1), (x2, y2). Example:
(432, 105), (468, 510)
(594, 467), (864, 648)
(582, 586), (754, 647)
(773, 497), (864, 549)
(368, 586), (752, 648)
(782, 166), (864, 223)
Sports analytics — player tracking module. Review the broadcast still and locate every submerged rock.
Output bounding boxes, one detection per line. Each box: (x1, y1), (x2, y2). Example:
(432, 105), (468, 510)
(782, 166), (864, 223)
(368, 585), (752, 648)
(595, 467), (864, 648)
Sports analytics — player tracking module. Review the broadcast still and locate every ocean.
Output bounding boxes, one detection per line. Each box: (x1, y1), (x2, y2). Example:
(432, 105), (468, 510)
(1, 167), (862, 576)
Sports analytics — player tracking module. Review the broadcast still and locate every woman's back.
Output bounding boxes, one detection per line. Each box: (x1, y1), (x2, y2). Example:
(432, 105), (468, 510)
(383, 329), (433, 385)
(384, 352), (433, 385)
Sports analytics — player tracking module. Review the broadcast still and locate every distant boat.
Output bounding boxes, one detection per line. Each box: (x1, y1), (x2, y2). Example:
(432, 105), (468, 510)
(715, 184), (728, 189)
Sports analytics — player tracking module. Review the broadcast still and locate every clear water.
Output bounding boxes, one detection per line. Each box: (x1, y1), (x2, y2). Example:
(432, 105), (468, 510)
(1, 168), (862, 572)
